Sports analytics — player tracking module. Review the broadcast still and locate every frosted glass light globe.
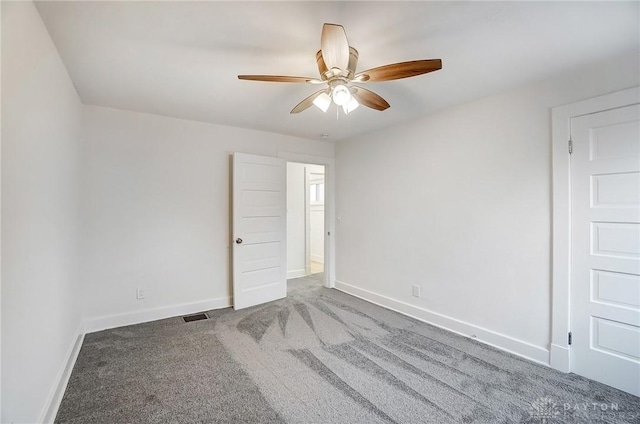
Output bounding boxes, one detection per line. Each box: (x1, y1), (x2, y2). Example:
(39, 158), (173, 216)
(331, 84), (351, 106)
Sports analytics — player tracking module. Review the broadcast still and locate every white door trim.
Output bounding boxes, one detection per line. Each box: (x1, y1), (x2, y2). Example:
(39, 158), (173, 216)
(278, 152), (336, 289)
(550, 86), (640, 372)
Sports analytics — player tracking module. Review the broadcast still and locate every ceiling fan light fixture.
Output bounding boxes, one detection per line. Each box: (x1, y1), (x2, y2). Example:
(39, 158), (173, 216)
(331, 84), (351, 106)
(238, 23), (442, 115)
(312, 92), (332, 112)
(342, 96), (360, 114)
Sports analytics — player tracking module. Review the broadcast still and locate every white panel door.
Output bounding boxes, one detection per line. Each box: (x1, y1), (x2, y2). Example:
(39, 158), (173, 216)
(571, 104), (640, 395)
(232, 153), (287, 310)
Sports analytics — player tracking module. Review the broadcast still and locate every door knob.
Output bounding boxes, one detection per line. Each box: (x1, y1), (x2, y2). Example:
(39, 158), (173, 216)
(235, 238), (243, 244)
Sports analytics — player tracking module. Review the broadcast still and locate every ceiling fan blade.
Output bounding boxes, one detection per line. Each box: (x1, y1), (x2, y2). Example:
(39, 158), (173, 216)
(353, 59), (442, 82)
(290, 90), (326, 114)
(351, 87), (390, 111)
(238, 75), (323, 84)
(321, 23), (349, 72)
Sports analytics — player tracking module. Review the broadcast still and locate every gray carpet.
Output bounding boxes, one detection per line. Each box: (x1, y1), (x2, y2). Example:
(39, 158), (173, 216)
(56, 274), (640, 423)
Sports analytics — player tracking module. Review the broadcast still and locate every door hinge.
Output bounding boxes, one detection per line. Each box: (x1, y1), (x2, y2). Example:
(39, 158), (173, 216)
(568, 331), (572, 345)
(568, 139), (573, 154)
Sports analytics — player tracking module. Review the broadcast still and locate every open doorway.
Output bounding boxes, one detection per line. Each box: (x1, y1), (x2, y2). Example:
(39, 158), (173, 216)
(286, 162), (325, 285)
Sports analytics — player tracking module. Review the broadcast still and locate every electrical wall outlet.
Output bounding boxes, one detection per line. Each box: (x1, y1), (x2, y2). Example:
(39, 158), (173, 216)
(412, 285), (421, 298)
(136, 287), (145, 300)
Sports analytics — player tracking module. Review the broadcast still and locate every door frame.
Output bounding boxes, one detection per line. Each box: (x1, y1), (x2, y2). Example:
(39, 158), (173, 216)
(278, 151), (336, 289)
(550, 86), (640, 372)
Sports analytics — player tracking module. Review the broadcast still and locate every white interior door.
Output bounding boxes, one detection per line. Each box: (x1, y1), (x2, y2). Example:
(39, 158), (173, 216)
(570, 104), (640, 395)
(232, 153), (287, 310)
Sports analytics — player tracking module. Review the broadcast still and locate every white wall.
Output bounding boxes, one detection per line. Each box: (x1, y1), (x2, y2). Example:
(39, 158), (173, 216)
(1, 2), (83, 422)
(287, 162), (306, 278)
(310, 208), (324, 264)
(81, 106), (333, 328)
(335, 51), (640, 363)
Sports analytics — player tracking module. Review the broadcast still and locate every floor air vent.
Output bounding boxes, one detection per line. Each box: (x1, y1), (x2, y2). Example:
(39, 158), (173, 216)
(183, 313), (209, 323)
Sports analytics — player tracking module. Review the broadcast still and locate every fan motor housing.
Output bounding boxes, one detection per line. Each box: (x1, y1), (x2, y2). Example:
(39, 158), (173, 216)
(316, 47), (359, 80)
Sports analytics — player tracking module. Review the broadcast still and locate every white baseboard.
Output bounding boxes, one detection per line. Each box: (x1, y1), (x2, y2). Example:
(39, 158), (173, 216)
(550, 343), (570, 372)
(84, 296), (232, 334)
(287, 269), (306, 279)
(334, 280), (550, 366)
(39, 325), (85, 424)
(37, 297), (232, 421)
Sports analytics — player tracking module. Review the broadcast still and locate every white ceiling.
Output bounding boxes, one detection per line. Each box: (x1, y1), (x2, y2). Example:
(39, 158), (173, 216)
(35, 1), (639, 142)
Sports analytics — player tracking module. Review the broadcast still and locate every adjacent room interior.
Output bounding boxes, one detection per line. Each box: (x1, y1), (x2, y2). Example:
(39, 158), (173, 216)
(287, 162), (326, 281)
(1, 1), (639, 423)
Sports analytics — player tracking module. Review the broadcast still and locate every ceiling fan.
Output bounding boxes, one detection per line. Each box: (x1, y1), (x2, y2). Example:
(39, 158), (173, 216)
(238, 23), (442, 115)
